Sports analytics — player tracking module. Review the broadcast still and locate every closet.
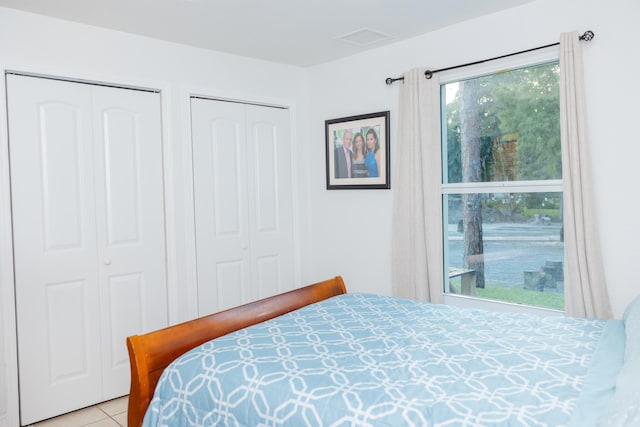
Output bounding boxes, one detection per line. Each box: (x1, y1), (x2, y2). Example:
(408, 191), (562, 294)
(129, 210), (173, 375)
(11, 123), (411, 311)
(7, 74), (168, 425)
(190, 98), (295, 315)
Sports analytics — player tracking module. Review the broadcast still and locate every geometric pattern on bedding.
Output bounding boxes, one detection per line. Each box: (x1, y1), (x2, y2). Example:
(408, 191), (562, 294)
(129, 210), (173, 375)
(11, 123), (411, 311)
(143, 293), (607, 427)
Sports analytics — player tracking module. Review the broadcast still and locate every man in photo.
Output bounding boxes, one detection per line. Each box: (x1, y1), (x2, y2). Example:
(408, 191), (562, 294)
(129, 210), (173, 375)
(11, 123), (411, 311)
(334, 129), (353, 178)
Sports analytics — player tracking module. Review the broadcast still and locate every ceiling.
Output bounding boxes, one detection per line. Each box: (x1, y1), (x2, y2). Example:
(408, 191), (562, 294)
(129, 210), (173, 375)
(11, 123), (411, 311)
(0, 0), (535, 67)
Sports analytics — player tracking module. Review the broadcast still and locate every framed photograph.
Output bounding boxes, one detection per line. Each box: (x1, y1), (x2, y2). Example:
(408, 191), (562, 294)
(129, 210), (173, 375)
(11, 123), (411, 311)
(325, 110), (390, 190)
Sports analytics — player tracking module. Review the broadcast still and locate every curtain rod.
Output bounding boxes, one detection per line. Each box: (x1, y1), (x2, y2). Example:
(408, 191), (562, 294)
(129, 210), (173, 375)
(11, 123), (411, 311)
(385, 30), (594, 85)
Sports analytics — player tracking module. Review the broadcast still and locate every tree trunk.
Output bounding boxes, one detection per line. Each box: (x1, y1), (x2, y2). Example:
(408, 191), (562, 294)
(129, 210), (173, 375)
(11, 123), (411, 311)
(459, 79), (485, 288)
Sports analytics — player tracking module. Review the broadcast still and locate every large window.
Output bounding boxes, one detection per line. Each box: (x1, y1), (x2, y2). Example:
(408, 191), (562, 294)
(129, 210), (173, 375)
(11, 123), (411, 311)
(441, 60), (564, 310)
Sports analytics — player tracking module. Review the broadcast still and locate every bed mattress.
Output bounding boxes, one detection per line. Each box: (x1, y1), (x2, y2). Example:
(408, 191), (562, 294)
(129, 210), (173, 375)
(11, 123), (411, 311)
(142, 293), (624, 426)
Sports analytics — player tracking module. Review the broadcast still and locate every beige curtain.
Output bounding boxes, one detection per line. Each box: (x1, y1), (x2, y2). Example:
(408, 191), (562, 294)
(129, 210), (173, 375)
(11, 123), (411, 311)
(391, 69), (443, 303)
(560, 31), (612, 319)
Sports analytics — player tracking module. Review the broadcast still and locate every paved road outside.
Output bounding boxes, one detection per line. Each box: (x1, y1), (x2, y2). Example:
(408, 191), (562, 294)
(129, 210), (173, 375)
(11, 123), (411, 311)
(446, 222), (564, 290)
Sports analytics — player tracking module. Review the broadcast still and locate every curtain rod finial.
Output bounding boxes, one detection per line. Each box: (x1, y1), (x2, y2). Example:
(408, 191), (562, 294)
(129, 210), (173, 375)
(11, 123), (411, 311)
(580, 30), (595, 41)
(385, 76), (406, 85)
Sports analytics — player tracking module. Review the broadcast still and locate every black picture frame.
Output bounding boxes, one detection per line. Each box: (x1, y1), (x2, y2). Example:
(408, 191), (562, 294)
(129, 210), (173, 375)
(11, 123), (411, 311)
(325, 111), (390, 190)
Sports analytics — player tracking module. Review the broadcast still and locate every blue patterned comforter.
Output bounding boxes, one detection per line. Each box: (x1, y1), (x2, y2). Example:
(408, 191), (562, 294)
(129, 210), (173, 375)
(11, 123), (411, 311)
(143, 293), (624, 427)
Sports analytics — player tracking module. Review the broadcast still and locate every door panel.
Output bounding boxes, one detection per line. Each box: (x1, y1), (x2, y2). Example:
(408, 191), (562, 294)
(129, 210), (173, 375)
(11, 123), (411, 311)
(211, 118), (244, 236)
(101, 108), (142, 245)
(39, 102), (87, 251)
(245, 105), (295, 300)
(91, 85), (167, 398)
(46, 280), (92, 383)
(252, 121), (278, 232)
(216, 261), (246, 311)
(106, 273), (143, 370)
(255, 255), (281, 298)
(7, 75), (102, 425)
(191, 99), (250, 313)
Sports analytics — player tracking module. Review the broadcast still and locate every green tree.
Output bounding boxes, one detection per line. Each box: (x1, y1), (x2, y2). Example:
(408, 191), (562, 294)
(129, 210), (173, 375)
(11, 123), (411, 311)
(446, 62), (561, 185)
(480, 62), (561, 180)
(459, 79), (485, 288)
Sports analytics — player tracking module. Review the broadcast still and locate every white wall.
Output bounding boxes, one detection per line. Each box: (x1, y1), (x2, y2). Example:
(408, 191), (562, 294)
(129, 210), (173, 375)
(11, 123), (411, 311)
(0, 7), (311, 426)
(306, 0), (640, 318)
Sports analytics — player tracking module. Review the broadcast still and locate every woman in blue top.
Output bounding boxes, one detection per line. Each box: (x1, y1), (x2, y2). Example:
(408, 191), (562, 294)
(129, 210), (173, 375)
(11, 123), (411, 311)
(364, 128), (380, 178)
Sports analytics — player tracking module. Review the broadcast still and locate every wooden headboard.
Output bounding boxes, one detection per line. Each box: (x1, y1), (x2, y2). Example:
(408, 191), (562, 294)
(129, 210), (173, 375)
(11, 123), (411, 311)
(126, 276), (347, 427)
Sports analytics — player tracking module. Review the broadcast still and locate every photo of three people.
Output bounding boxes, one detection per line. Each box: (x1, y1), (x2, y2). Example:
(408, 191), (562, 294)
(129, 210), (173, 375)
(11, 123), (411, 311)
(333, 126), (381, 179)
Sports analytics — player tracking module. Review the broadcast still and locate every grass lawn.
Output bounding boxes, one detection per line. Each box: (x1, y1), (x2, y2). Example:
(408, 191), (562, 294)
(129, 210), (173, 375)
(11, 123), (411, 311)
(475, 285), (564, 310)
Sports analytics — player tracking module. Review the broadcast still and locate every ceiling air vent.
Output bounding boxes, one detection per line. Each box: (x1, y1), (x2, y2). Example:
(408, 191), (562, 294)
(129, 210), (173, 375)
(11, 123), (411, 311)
(336, 28), (392, 46)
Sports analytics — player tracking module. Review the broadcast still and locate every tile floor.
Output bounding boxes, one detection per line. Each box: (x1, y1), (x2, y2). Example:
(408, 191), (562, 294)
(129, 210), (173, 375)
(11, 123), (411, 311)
(27, 396), (127, 427)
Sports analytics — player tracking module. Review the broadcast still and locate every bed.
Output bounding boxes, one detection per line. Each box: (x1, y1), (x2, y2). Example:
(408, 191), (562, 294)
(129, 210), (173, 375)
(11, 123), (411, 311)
(127, 276), (639, 427)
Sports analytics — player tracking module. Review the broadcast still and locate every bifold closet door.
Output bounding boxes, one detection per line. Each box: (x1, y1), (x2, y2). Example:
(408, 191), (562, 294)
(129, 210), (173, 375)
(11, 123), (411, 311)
(7, 74), (168, 425)
(191, 98), (295, 315)
(90, 83), (168, 399)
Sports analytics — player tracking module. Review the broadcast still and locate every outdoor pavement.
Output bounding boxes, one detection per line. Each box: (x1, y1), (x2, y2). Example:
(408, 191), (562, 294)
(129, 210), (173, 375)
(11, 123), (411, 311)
(446, 222), (564, 290)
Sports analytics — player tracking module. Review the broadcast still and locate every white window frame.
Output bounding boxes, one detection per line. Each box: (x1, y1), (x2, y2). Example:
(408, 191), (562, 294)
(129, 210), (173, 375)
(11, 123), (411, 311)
(439, 46), (564, 316)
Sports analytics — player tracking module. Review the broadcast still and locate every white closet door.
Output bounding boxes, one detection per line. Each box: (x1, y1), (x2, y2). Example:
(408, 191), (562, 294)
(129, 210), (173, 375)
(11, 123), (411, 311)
(244, 105), (295, 300)
(91, 85), (168, 397)
(8, 75), (103, 424)
(191, 99), (295, 314)
(7, 75), (168, 424)
(191, 99), (251, 313)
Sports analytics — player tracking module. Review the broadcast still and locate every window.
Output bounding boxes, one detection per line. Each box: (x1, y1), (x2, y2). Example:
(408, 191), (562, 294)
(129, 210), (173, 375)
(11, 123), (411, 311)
(441, 60), (564, 310)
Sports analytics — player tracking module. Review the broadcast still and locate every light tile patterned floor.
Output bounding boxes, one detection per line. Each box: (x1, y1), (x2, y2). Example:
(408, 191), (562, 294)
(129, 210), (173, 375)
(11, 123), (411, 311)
(27, 396), (127, 427)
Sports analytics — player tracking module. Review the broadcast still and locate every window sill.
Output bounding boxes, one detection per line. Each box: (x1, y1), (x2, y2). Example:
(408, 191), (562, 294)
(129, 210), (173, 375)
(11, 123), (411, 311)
(443, 293), (564, 317)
